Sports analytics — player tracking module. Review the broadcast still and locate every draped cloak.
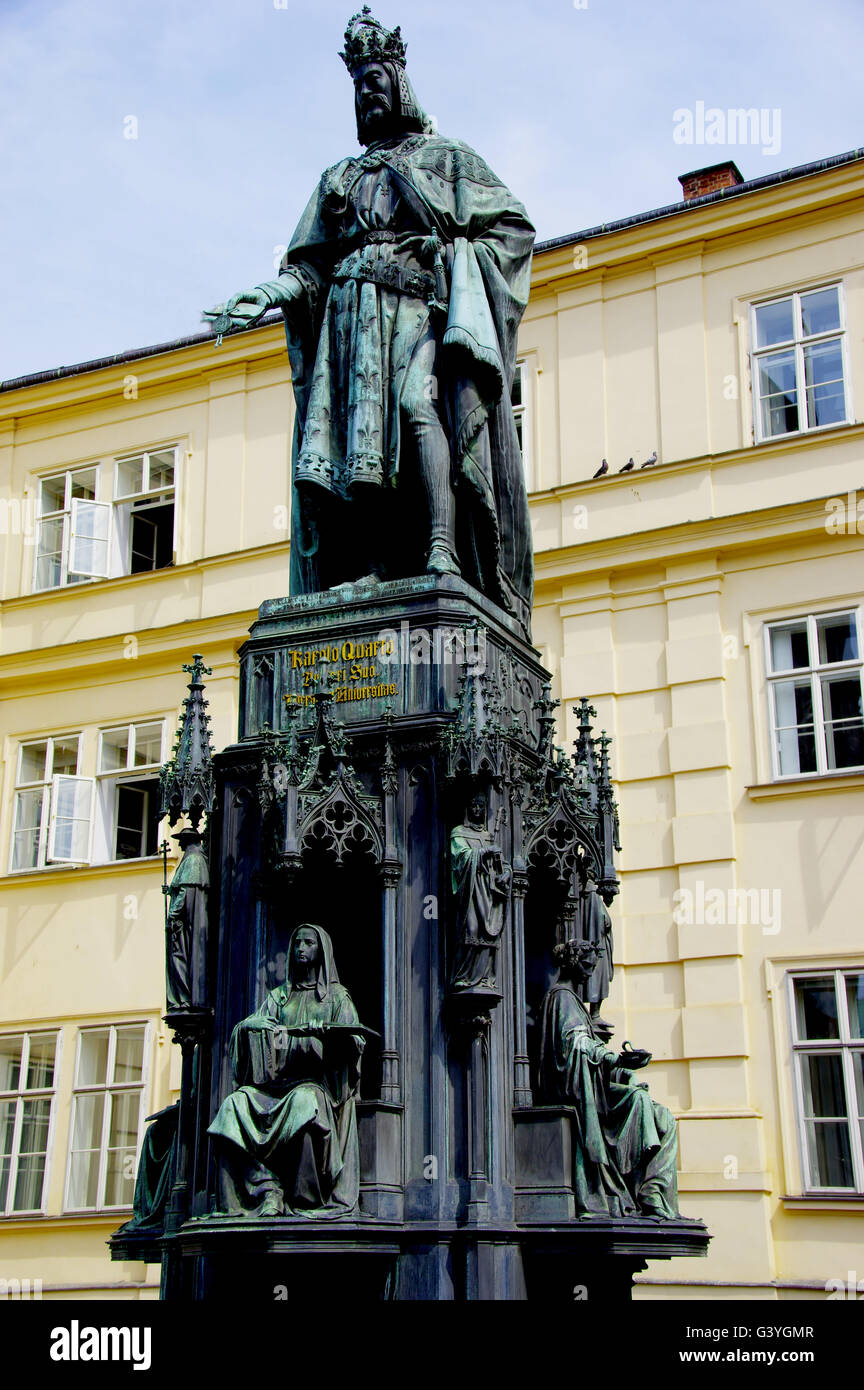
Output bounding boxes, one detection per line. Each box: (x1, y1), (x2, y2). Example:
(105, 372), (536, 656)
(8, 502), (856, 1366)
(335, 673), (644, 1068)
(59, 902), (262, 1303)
(274, 132), (535, 640)
(539, 982), (680, 1218)
(208, 927), (364, 1217)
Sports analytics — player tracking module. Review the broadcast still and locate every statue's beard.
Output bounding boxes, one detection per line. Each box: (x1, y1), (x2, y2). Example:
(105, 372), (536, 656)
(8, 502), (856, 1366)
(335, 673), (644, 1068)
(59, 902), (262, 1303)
(357, 96), (397, 145)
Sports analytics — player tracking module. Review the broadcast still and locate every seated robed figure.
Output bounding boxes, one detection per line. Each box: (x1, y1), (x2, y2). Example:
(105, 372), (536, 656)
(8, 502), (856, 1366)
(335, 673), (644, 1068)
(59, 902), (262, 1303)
(539, 939), (680, 1220)
(208, 924), (365, 1218)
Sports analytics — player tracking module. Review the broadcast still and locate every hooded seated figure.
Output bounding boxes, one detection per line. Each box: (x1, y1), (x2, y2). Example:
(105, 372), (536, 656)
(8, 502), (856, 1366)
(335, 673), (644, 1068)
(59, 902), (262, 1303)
(538, 939), (679, 1220)
(208, 924), (365, 1218)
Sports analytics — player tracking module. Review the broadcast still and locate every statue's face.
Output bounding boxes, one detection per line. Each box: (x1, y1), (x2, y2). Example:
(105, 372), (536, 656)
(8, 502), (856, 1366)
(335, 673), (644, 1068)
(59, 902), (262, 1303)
(293, 929), (320, 967)
(571, 944), (598, 981)
(468, 794), (486, 823)
(355, 60), (396, 142)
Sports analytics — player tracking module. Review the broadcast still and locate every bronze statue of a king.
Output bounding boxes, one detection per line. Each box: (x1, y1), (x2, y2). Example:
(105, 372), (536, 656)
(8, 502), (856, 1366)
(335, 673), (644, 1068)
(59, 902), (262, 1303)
(206, 5), (536, 640)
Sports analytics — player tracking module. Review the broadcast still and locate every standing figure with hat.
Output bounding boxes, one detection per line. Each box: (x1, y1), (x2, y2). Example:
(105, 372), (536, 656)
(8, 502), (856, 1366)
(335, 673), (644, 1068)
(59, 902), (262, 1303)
(164, 827), (209, 1012)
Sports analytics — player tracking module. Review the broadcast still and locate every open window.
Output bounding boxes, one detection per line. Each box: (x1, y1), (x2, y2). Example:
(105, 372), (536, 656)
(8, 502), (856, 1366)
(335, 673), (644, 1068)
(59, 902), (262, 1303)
(112, 449), (176, 576)
(34, 468), (106, 589)
(33, 448), (178, 592)
(93, 721), (166, 863)
(9, 737), (93, 871)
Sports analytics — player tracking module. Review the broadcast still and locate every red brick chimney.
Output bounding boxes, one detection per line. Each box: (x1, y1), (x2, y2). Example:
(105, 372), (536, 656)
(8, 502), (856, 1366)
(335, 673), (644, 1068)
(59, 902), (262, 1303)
(678, 161), (744, 201)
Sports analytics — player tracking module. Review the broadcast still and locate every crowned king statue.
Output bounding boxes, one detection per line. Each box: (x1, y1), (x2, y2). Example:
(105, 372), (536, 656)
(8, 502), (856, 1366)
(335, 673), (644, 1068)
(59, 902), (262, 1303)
(206, 6), (536, 639)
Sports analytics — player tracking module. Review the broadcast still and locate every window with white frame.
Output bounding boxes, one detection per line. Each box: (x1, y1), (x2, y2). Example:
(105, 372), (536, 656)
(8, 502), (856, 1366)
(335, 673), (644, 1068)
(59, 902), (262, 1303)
(112, 449), (176, 575)
(511, 359), (534, 491)
(765, 610), (863, 778)
(33, 447), (177, 593)
(0, 1031), (58, 1215)
(790, 971), (864, 1193)
(751, 285), (850, 442)
(34, 466), (105, 589)
(94, 722), (166, 862)
(65, 1024), (147, 1211)
(9, 721), (167, 872)
(10, 735), (93, 871)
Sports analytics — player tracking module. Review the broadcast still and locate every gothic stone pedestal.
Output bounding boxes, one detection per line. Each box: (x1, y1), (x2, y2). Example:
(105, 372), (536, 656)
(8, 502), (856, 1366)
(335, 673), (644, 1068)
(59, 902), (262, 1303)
(133, 575), (710, 1299)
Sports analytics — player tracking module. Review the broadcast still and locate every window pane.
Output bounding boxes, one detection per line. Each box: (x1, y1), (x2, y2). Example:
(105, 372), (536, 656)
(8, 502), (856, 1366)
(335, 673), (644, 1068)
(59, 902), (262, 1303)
(801, 1053), (846, 1132)
(822, 675), (864, 770)
(852, 1052), (864, 1120)
(26, 1035), (57, 1090)
(773, 679), (816, 773)
(0, 1037), (25, 1092)
(130, 512), (158, 571)
(821, 675), (862, 723)
(805, 1120), (854, 1188)
(757, 350), (798, 436)
(755, 298), (794, 347)
(18, 1096), (51, 1154)
(115, 457), (144, 498)
(510, 366), (522, 408)
(69, 500), (110, 577)
(11, 790), (44, 871)
(13, 1154), (46, 1211)
(133, 724), (163, 767)
(104, 1149), (137, 1207)
(147, 451), (175, 491)
(18, 742), (48, 785)
(35, 517), (64, 589)
(69, 468), (97, 502)
(71, 1090), (104, 1152)
(108, 1090), (141, 1148)
(800, 287), (841, 338)
(0, 1100), (16, 1210)
(777, 726), (817, 776)
(817, 614), (858, 665)
(113, 1028), (145, 1085)
(15, 1098), (51, 1209)
(39, 475), (67, 515)
(846, 976), (864, 1040)
(773, 678), (813, 727)
(50, 776), (93, 862)
(76, 1030), (110, 1087)
(794, 977), (839, 1040)
(768, 622), (810, 672)
(115, 785), (146, 859)
(50, 738), (80, 778)
(67, 1106), (102, 1211)
(804, 340), (846, 428)
(100, 728), (130, 772)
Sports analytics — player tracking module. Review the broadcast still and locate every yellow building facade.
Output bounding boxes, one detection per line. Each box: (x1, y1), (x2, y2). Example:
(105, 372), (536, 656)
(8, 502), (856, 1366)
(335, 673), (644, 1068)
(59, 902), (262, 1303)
(1, 149), (862, 1299)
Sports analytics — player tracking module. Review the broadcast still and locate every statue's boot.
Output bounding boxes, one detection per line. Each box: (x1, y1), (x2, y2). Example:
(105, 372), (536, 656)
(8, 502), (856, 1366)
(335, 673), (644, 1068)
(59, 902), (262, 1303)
(427, 540), (461, 576)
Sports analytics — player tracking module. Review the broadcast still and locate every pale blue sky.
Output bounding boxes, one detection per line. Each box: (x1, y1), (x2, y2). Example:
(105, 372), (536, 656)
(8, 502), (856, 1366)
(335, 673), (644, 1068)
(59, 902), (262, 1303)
(1, 0), (862, 380)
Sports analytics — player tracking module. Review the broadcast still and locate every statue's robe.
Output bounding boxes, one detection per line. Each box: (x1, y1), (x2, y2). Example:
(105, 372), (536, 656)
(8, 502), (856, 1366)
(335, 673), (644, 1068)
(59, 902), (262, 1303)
(208, 934), (363, 1217)
(450, 819), (506, 990)
(165, 844), (208, 1010)
(539, 981), (680, 1218)
(273, 132), (535, 639)
(116, 1103), (178, 1236)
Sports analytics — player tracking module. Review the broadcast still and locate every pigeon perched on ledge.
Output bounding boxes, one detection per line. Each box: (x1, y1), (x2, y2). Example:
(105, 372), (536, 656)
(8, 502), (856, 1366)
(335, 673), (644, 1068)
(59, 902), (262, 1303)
(619, 458), (635, 473)
(592, 458), (608, 479)
(641, 451), (658, 468)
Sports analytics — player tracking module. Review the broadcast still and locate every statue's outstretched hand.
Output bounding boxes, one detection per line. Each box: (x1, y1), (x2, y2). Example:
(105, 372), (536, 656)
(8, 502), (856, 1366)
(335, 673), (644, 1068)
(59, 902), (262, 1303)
(203, 287), (271, 336)
(617, 1046), (651, 1070)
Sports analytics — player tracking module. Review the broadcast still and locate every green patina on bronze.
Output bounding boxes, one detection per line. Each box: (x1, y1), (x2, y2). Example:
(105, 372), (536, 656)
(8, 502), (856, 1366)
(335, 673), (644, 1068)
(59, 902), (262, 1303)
(204, 6), (535, 641)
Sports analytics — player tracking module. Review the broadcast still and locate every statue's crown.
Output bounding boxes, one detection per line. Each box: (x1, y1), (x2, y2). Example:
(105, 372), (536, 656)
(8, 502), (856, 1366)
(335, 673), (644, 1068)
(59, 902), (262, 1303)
(340, 6), (406, 76)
